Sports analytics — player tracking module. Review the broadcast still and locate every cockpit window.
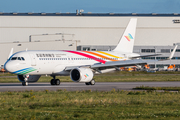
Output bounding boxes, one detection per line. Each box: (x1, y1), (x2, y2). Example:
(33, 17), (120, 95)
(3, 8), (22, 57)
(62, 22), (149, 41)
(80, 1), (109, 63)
(18, 57), (21, 60)
(21, 57), (25, 60)
(11, 57), (25, 61)
(11, 57), (17, 60)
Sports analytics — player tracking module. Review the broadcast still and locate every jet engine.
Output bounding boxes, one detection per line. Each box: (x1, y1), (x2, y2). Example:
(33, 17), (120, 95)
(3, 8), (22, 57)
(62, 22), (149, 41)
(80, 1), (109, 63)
(70, 67), (93, 82)
(17, 75), (41, 83)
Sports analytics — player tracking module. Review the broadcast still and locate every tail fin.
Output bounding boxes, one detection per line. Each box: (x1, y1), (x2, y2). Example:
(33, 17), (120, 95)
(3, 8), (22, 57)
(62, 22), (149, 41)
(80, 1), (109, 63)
(113, 18), (137, 53)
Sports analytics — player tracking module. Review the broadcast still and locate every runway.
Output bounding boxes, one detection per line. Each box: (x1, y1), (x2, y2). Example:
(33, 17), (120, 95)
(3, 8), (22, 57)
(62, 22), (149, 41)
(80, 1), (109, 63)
(0, 82), (180, 92)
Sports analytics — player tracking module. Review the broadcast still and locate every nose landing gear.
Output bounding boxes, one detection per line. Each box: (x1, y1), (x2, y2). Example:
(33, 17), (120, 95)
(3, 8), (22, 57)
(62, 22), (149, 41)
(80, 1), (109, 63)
(22, 82), (28, 86)
(22, 75), (29, 86)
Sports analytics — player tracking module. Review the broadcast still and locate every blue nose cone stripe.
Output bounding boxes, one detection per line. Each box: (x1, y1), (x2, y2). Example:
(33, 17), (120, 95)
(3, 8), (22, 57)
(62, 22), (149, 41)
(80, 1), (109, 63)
(12, 67), (37, 75)
(4, 51), (21, 72)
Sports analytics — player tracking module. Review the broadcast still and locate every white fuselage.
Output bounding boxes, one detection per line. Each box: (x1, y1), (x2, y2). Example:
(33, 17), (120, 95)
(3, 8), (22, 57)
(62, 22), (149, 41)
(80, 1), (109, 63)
(4, 50), (140, 75)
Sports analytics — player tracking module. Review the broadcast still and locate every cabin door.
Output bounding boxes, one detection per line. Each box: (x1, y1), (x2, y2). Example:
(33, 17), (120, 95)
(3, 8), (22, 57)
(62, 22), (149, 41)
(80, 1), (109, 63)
(29, 54), (36, 66)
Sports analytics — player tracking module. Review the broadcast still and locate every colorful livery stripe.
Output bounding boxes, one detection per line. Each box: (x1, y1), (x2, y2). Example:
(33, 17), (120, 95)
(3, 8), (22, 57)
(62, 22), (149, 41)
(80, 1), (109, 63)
(96, 51), (120, 58)
(12, 67), (37, 75)
(83, 51), (118, 61)
(64, 50), (107, 64)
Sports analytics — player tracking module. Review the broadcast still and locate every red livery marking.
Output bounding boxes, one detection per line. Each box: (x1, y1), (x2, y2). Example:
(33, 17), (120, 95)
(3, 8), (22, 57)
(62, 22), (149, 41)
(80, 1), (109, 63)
(125, 36), (130, 41)
(64, 50), (106, 64)
(84, 51), (118, 61)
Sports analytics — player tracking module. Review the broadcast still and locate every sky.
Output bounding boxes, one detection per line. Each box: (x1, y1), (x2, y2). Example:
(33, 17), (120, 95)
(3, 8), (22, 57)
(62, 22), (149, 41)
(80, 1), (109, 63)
(0, 0), (180, 13)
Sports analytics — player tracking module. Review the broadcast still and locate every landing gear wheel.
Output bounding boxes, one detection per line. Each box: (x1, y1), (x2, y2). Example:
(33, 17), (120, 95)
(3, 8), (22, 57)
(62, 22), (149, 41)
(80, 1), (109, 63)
(55, 79), (60, 85)
(50, 79), (56, 85)
(85, 82), (90, 85)
(85, 79), (95, 85)
(22, 82), (28, 86)
(90, 79), (95, 85)
(51, 79), (60, 85)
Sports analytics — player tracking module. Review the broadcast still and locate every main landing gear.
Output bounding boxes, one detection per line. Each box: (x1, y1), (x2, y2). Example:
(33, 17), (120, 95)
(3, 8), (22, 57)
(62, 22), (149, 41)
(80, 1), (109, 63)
(50, 76), (60, 85)
(85, 79), (95, 85)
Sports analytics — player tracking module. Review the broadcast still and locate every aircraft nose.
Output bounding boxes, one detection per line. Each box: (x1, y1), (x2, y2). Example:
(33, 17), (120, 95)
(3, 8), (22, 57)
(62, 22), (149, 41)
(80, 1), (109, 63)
(4, 61), (19, 73)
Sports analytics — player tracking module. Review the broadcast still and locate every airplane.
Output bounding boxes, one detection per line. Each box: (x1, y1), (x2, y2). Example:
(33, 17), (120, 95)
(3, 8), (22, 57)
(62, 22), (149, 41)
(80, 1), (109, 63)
(4, 18), (178, 86)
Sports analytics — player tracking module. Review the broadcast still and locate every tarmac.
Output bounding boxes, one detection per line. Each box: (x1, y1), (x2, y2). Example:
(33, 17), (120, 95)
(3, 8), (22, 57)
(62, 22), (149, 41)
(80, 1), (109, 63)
(0, 82), (179, 92)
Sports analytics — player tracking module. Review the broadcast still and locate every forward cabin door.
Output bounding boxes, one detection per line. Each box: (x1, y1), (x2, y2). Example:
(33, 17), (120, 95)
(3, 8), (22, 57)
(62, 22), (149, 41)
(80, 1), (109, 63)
(29, 54), (36, 66)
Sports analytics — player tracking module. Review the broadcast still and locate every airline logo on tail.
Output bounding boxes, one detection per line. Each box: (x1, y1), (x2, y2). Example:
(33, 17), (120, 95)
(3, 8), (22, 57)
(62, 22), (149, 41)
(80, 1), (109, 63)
(125, 33), (133, 41)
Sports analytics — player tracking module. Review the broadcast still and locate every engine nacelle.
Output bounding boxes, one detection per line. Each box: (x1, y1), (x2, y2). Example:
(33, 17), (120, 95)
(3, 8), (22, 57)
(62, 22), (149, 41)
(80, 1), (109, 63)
(70, 67), (94, 82)
(17, 75), (41, 83)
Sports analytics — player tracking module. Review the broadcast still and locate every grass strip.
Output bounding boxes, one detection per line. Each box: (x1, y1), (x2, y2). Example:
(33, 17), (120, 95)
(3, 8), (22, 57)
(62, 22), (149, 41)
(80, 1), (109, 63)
(134, 86), (180, 91)
(0, 89), (180, 119)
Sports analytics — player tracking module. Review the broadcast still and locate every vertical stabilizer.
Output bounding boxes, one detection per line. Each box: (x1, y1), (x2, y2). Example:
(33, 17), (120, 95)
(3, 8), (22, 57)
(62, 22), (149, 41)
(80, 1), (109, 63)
(113, 18), (137, 53)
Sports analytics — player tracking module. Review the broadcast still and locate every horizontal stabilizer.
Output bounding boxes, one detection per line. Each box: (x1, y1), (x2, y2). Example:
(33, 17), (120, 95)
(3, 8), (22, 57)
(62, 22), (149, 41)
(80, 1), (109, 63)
(131, 54), (161, 59)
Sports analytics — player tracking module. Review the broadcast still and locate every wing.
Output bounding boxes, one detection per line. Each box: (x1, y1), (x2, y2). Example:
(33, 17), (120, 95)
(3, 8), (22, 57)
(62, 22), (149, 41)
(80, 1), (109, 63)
(90, 59), (157, 70)
(65, 59), (157, 71)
